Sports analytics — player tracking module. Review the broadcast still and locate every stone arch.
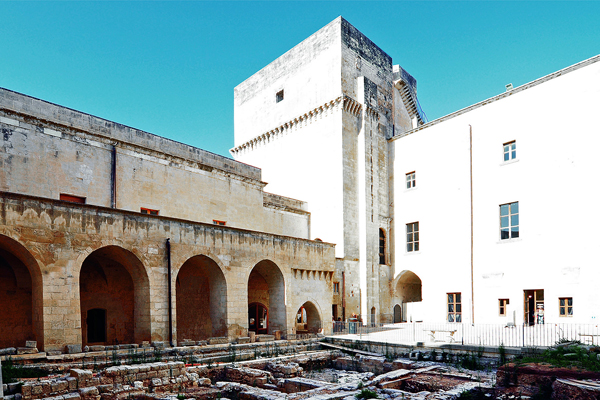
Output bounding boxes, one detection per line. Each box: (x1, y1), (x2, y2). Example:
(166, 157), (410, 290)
(295, 301), (322, 334)
(175, 254), (227, 341)
(79, 245), (151, 346)
(0, 234), (44, 349)
(247, 260), (286, 335)
(393, 304), (402, 323)
(393, 270), (422, 323)
(370, 306), (376, 326)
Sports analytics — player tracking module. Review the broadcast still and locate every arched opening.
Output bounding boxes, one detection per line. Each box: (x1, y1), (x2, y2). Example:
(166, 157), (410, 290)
(0, 235), (43, 349)
(370, 307), (376, 326)
(248, 302), (268, 334)
(79, 246), (151, 347)
(379, 229), (386, 265)
(393, 304), (402, 323)
(247, 260), (286, 335)
(394, 270), (422, 323)
(295, 301), (321, 334)
(176, 255), (227, 341)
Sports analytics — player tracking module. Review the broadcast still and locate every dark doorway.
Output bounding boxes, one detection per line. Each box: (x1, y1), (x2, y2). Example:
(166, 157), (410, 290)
(524, 289), (544, 326)
(87, 308), (106, 343)
(248, 302), (268, 334)
(393, 304), (402, 323)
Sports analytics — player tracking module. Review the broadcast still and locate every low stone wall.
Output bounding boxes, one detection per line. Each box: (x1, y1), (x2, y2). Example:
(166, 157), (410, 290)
(18, 362), (209, 400)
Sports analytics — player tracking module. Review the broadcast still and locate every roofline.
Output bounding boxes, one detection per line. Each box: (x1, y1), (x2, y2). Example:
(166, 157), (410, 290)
(390, 53), (600, 141)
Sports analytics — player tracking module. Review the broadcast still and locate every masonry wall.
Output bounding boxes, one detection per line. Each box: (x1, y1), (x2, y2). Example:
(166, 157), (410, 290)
(0, 88), (309, 239)
(0, 192), (335, 351)
(233, 18), (345, 255)
(390, 55), (600, 324)
(340, 18), (395, 321)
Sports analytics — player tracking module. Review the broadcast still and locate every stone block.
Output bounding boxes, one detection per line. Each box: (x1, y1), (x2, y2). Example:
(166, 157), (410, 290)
(141, 341), (150, 348)
(237, 337), (250, 344)
(208, 337), (228, 345)
(88, 346), (104, 352)
(249, 332), (256, 343)
(25, 341), (37, 349)
(47, 351), (63, 356)
(274, 331), (281, 340)
(257, 335), (274, 342)
(66, 377), (77, 391)
(151, 378), (162, 387)
(16, 348), (37, 355)
(62, 393), (81, 400)
(0, 348), (16, 356)
(65, 345), (82, 355)
(151, 342), (164, 349)
(198, 378), (211, 386)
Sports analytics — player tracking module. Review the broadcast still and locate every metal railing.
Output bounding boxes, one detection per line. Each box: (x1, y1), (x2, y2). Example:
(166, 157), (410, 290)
(329, 321), (600, 348)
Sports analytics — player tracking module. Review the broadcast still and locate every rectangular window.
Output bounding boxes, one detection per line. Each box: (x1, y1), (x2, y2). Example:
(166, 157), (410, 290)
(500, 202), (519, 240)
(406, 172), (416, 189)
(406, 222), (419, 252)
(499, 299), (509, 316)
(141, 208), (159, 215)
(559, 297), (573, 317)
(276, 90), (284, 103)
(447, 293), (462, 322)
(60, 193), (86, 204)
(333, 282), (340, 294)
(213, 220), (226, 226)
(503, 141), (516, 161)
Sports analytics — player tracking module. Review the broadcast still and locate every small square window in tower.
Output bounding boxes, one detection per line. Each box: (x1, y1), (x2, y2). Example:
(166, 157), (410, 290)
(406, 172), (416, 189)
(276, 90), (284, 103)
(503, 141), (516, 161)
(500, 202), (519, 240)
(406, 222), (419, 252)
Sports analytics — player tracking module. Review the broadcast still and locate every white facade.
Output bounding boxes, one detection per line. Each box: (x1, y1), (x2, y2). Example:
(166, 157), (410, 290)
(233, 16), (600, 326)
(391, 55), (600, 325)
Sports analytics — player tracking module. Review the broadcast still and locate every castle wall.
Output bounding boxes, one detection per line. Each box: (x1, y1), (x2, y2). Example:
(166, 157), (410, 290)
(0, 88), (309, 239)
(390, 55), (600, 324)
(0, 192), (335, 351)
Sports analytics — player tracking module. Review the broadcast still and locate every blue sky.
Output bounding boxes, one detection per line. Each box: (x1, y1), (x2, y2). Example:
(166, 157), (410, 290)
(1, 1), (598, 158)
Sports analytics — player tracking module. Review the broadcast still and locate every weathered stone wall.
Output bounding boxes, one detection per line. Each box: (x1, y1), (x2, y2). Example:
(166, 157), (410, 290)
(0, 89), (309, 240)
(0, 192), (335, 351)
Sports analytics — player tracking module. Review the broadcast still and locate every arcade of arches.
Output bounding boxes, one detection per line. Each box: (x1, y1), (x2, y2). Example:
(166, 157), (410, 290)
(0, 194), (335, 352)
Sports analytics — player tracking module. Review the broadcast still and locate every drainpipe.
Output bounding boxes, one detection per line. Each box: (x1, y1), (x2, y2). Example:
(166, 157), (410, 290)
(166, 238), (173, 347)
(110, 145), (117, 208)
(342, 271), (346, 320)
(469, 125), (475, 324)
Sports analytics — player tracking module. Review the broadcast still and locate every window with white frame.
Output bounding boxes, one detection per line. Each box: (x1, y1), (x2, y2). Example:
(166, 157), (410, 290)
(500, 202), (519, 240)
(447, 293), (462, 322)
(406, 222), (419, 252)
(503, 141), (516, 161)
(406, 172), (416, 189)
(559, 297), (573, 317)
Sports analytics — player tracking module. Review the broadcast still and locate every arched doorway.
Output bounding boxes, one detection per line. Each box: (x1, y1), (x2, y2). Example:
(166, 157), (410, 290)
(248, 302), (268, 334)
(0, 235), (43, 349)
(394, 270), (422, 323)
(79, 246), (151, 347)
(370, 307), (376, 326)
(176, 255), (227, 341)
(393, 304), (402, 323)
(247, 260), (286, 335)
(295, 301), (321, 334)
